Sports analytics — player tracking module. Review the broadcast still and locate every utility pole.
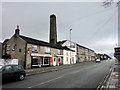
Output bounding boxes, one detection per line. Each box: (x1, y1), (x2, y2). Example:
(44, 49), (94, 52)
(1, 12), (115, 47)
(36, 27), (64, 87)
(114, 47), (120, 88)
(70, 29), (72, 64)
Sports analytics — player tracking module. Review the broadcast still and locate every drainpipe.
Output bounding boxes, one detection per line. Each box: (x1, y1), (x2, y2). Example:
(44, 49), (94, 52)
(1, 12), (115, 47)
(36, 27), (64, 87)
(24, 43), (27, 69)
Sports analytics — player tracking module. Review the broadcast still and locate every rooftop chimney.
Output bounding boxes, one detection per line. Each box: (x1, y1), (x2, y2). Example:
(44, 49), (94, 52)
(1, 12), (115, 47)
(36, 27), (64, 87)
(49, 14), (57, 44)
(15, 25), (20, 36)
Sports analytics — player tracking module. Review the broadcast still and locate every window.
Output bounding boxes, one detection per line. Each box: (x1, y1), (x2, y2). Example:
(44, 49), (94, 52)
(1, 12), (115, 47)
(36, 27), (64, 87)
(67, 57), (68, 62)
(66, 52), (68, 56)
(7, 45), (10, 51)
(72, 57), (74, 62)
(19, 49), (22, 52)
(32, 45), (38, 52)
(44, 57), (49, 64)
(13, 66), (22, 71)
(54, 58), (56, 62)
(4, 66), (12, 71)
(12, 45), (15, 51)
(70, 43), (75, 48)
(44, 47), (50, 53)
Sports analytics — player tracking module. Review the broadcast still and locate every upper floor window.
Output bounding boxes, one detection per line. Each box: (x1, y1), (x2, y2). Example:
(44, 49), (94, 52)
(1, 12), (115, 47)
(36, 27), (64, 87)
(66, 52), (68, 56)
(32, 45), (38, 52)
(12, 45), (15, 51)
(7, 45), (10, 51)
(70, 43), (75, 48)
(44, 47), (50, 54)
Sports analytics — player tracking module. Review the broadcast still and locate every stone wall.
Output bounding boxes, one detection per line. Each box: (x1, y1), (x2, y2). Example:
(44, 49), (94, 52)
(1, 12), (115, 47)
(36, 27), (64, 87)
(4, 35), (26, 67)
(0, 42), (2, 59)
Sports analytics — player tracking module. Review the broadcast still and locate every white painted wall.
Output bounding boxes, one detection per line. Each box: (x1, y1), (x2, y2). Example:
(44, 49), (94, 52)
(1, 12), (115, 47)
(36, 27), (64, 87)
(62, 40), (77, 64)
(63, 49), (76, 65)
(53, 57), (57, 66)
(63, 50), (70, 64)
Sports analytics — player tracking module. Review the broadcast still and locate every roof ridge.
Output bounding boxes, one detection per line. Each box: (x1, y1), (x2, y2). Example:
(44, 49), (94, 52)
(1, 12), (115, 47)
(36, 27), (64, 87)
(19, 35), (72, 51)
(19, 35), (49, 44)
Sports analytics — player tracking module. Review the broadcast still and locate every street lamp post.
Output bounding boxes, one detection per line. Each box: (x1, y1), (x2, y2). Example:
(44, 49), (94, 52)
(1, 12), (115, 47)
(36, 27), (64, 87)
(70, 29), (72, 64)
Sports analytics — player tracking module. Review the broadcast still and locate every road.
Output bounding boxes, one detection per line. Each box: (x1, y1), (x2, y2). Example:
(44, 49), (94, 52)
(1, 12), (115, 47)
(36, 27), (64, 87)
(2, 59), (115, 89)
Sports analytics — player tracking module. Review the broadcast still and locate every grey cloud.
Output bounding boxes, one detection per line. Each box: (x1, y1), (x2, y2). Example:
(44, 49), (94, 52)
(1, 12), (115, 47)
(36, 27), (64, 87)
(2, 2), (118, 56)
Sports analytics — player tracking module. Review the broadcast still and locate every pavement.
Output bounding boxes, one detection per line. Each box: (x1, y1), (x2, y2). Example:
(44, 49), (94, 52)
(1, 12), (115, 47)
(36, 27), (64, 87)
(99, 59), (120, 90)
(25, 63), (78, 76)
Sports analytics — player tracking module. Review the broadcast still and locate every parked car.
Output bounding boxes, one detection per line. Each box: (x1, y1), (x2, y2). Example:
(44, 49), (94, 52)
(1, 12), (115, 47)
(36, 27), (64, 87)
(0, 65), (26, 82)
(96, 58), (101, 62)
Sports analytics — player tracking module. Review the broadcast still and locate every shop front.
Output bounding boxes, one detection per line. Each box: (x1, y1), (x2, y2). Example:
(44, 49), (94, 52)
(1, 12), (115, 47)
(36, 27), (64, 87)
(31, 53), (52, 68)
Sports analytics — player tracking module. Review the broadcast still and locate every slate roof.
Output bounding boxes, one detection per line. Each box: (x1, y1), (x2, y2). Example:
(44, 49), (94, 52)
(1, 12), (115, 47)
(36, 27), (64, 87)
(57, 40), (67, 45)
(2, 39), (9, 45)
(58, 40), (94, 52)
(19, 35), (74, 51)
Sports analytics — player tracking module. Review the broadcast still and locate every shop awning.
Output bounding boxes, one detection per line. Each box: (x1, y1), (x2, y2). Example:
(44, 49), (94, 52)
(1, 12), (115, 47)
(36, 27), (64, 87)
(56, 55), (63, 57)
(31, 53), (52, 57)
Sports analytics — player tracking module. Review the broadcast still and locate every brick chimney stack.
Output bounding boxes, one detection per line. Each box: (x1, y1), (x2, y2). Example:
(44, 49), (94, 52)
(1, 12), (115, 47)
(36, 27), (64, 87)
(49, 14), (57, 44)
(15, 25), (20, 36)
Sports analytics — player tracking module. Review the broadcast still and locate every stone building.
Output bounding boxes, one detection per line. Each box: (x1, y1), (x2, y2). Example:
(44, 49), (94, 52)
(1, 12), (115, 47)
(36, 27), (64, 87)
(2, 14), (76, 69)
(2, 14), (96, 69)
(97, 53), (111, 60)
(76, 44), (95, 62)
(2, 39), (10, 59)
(58, 40), (96, 63)
(2, 26), (74, 69)
(76, 44), (85, 62)
(88, 49), (96, 61)
(114, 47), (120, 60)
(0, 42), (2, 59)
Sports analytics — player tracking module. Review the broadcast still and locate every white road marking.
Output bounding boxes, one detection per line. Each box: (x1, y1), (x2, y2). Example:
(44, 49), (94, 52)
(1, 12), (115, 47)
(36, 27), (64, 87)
(28, 76), (63, 88)
(28, 70), (80, 88)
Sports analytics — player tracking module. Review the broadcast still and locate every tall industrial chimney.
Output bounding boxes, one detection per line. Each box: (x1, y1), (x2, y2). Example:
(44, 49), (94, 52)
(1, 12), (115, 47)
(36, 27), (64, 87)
(49, 14), (57, 44)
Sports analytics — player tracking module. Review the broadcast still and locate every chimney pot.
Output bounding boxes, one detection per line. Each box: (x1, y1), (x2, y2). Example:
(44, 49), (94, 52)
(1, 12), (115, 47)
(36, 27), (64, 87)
(17, 25), (19, 29)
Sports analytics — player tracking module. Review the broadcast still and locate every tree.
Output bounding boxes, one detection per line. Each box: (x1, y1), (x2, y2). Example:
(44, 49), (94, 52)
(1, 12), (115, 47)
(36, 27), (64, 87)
(102, 0), (120, 8)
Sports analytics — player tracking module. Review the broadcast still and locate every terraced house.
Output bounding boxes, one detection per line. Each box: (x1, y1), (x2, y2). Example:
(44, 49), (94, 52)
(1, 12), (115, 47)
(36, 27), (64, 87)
(58, 40), (96, 63)
(58, 40), (77, 64)
(2, 14), (96, 69)
(76, 44), (96, 62)
(2, 26), (75, 69)
(0, 42), (2, 59)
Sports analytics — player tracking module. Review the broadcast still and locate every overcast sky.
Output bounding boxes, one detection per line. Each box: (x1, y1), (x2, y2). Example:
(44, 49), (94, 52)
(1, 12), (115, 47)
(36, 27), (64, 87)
(1, 2), (118, 57)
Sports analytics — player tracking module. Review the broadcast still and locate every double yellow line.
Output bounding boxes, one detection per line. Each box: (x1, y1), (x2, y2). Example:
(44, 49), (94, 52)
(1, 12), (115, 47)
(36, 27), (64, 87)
(96, 76), (105, 90)
(96, 65), (113, 90)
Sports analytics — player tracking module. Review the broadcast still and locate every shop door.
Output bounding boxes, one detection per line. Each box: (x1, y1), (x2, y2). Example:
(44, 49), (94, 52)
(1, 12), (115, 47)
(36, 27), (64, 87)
(43, 57), (50, 66)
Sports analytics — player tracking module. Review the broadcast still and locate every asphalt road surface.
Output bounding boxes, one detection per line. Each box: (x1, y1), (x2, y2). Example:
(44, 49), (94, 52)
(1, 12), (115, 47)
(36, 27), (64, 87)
(2, 59), (115, 89)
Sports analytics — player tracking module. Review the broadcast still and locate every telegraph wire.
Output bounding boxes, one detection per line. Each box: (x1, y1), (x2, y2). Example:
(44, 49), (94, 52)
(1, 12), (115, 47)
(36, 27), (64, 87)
(87, 8), (118, 42)
(77, 5), (117, 22)
(58, 4), (117, 26)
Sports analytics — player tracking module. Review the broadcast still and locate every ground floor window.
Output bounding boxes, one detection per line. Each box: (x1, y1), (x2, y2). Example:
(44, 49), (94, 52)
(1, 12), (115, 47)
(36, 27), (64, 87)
(31, 57), (42, 68)
(31, 56), (50, 68)
(67, 57), (68, 62)
(72, 57), (74, 63)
